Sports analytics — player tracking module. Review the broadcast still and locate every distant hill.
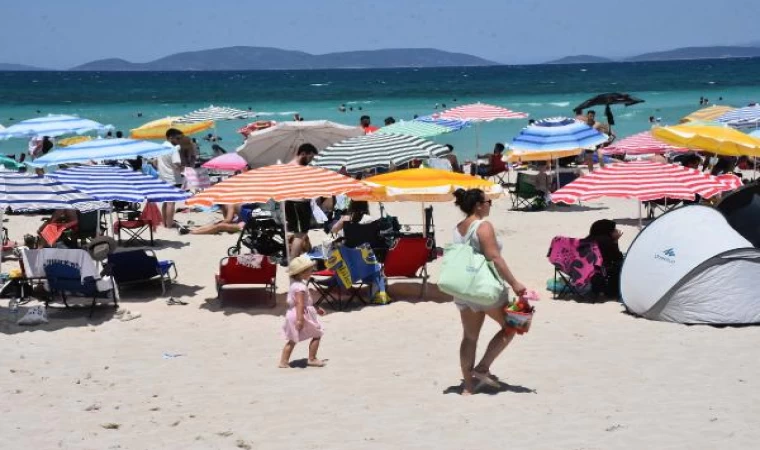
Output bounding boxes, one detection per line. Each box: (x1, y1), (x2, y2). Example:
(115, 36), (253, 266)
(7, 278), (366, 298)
(70, 46), (497, 71)
(0, 63), (47, 71)
(626, 46), (760, 62)
(546, 55), (614, 64)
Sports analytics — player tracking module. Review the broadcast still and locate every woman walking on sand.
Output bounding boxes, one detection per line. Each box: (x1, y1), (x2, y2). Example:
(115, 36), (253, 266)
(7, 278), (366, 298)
(450, 188), (526, 394)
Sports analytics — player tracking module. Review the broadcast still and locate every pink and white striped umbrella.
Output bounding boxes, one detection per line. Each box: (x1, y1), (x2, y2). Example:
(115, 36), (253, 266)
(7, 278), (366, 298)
(202, 153), (248, 172)
(552, 161), (742, 205)
(602, 130), (689, 156)
(436, 102), (528, 122)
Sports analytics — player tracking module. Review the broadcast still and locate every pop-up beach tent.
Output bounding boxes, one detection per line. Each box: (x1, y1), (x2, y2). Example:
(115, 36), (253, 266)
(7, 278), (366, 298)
(621, 205), (760, 324)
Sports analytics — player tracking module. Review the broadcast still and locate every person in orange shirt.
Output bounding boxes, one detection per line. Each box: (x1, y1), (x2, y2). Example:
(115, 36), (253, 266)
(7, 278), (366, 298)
(360, 115), (378, 134)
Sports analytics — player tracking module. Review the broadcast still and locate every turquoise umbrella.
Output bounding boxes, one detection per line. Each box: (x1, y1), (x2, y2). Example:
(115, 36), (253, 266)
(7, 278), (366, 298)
(376, 121), (452, 138)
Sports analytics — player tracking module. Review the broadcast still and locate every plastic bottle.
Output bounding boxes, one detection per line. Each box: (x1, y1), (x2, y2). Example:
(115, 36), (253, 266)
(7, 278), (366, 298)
(8, 298), (19, 324)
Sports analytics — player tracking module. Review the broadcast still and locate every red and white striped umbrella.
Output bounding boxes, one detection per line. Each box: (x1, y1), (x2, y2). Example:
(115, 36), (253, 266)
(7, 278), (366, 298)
(552, 161), (742, 205)
(602, 130), (689, 156)
(436, 102), (527, 122)
(186, 164), (369, 206)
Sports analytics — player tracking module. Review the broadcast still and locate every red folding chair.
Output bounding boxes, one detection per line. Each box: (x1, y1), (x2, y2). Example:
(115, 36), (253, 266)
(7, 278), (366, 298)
(114, 203), (159, 247)
(382, 236), (433, 297)
(215, 256), (277, 307)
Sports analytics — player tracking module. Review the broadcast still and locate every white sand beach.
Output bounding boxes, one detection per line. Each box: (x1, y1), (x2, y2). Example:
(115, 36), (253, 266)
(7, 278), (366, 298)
(2, 197), (760, 450)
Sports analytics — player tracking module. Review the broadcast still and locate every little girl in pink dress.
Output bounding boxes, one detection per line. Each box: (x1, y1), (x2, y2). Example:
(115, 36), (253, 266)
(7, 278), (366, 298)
(279, 255), (325, 368)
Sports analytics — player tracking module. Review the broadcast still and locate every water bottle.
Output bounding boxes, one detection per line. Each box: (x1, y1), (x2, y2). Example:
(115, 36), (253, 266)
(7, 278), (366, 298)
(8, 298), (19, 324)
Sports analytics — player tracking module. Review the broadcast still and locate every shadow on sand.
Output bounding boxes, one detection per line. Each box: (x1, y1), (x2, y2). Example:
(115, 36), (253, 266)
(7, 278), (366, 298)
(443, 379), (537, 396)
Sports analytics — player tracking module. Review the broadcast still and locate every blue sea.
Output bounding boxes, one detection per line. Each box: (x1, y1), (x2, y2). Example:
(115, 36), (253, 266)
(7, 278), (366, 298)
(1, 59), (759, 159)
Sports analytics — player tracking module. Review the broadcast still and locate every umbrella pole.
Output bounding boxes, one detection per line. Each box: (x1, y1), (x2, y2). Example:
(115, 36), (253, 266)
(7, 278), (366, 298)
(475, 122), (480, 153)
(638, 201), (642, 229)
(421, 202), (426, 238)
(280, 201), (291, 263)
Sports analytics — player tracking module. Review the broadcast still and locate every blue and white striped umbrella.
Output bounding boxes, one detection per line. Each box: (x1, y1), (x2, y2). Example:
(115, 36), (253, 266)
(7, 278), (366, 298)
(415, 115), (471, 131)
(28, 138), (175, 167)
(0, 114), (113, 140)
(0, 172), (108, 212)
(178, 105), (256, 123)
(508, 117), (609, 161)
(48, 166), (190, 203)
(717, 105), (760, 129)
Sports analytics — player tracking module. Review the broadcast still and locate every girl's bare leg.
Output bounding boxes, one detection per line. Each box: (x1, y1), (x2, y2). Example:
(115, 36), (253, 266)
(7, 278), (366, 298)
(279, 341), (296, 368)
(307, 338), (324, 367)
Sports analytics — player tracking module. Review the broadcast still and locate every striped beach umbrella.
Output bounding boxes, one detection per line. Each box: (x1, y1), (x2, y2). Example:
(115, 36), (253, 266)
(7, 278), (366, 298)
(603, 131), (688, 156)
(202, 153), (248, 172)
(376, 121), (452, 138)
(0, 173), (108, 212)
(130, 116), (214, 140)
(716, 105), (760, 129)
(178, 105), (256, 123)
(507, 117), (608, 162)
(437, 103), (528, 122)
(0, 114), (112, 140)
(680, 105), (736, 124)
(552, 161), (742, 205)
(48, 166), (190, 203)
(414, 115), (471, 131)
(28, 138), (176, 167)
(313, 133), (450, 173)
(186, 164), (369, 206)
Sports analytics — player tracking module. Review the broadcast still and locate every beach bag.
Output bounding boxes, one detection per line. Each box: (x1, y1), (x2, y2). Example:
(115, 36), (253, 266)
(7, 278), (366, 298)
(438, 221), (505, 306)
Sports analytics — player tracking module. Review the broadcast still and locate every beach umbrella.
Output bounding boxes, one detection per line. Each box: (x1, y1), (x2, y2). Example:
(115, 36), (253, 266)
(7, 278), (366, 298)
(202, 153), (248, 172)
(0, 172), (109, 212)
(28, 138), (176, 167)
(57, 136), (93, 147)
(236, 120), (363, 168)
(313, 133), (450, 173)
(574, 93), (645, 126)
(177, 105), (256, 123)
(0, 114), (113, 140)
(350, 167), (503, 203)
(652, 124), (760, 157)
(602, 131), (688, 156)
(186, 164), (369, 206)
(376, 121), (452, 138)
(130, 116), (213, 140)
(680, 105), (736, 124)
(507, 117), (609, 162)
(414, 115), (471, 131)
(437, 103), (528, 122)
(716, 105), (760, 130)
(238, 120), (276, 138)
(48, 165), (190, 203)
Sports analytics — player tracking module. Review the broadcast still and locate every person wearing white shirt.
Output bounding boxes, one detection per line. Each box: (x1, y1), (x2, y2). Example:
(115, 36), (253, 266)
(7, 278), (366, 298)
(157, 128), (184, 228)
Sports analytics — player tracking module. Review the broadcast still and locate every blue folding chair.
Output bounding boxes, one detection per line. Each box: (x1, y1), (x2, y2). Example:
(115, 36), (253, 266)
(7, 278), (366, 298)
(108, 249), (177, 294)
(44, 261), (117, 318)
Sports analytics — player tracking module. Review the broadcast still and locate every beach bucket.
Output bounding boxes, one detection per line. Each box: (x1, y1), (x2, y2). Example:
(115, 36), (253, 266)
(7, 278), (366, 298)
(505, 310), (533, 335)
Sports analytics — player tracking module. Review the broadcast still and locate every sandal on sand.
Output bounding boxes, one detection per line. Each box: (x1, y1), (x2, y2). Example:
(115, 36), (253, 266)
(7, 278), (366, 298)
(166, 298), (188, 306)
(472, 370), (499, 388)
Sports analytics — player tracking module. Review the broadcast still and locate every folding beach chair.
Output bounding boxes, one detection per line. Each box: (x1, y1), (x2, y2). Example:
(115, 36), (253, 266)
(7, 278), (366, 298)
(215, 256), (277, 307)
(509, 172), (540, 210)
(645, 198), (683, 219)
(42, 249), (117, 317)
(382, 236), (433, 297)
(65, 210), (100, 248)
(114, 203), (158, 247)
(108, 249), (177, 294)
(311, 244), (383, 310)
(480, 154), (509, 186)
(547, 236), (604, 301)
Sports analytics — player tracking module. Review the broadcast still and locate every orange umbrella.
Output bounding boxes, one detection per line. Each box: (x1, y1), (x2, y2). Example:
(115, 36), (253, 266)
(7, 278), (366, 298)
(186, 164), (370, 206)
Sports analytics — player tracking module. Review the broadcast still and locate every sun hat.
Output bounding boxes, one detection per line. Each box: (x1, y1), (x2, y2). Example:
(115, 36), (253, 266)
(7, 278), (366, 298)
(287, 255), (316, 276)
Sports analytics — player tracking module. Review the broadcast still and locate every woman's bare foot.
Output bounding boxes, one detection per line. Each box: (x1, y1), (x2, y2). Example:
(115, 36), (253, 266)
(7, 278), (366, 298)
(278, 362), (290, 368)
(307, 359), (325, 367)
(462, 380), (475, 395)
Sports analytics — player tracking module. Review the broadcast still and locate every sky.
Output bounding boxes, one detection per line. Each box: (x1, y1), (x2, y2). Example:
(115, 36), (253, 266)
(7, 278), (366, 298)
(3, 0), (760, 69)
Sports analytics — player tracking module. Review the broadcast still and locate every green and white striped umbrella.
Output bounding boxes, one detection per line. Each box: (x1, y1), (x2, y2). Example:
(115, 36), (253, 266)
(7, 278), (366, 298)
(376, 120), (452, 138)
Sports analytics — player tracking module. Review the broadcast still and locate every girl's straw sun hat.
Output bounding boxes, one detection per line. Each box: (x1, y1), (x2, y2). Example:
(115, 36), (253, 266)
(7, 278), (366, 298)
(287, 255), (316, 276)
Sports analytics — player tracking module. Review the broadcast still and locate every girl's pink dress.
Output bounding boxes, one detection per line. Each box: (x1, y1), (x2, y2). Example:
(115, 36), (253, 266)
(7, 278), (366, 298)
(282, 281), (324, 342)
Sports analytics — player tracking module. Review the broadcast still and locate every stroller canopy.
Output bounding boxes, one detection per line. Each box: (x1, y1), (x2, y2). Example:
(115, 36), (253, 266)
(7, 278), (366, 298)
(621, 205), (760, 324)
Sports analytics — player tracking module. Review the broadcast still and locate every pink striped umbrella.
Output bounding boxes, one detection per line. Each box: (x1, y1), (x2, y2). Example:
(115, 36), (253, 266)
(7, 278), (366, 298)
(436, 102), (528, 122)
(202, 153), (248, 171)
(602, 130), (689, 156)
(552, 161), (742, 205)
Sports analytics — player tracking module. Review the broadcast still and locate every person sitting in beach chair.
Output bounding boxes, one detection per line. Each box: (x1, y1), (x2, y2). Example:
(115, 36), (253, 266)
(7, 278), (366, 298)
(37, 209), (79, 248)
(547, 236), (604, 301)
(330, 201), (372, 235)
(475, 143), (508, 185)
(584, 219), (624, 299)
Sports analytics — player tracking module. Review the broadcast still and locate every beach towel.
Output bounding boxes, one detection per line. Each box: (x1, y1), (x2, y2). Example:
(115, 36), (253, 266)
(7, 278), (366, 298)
(183, 167), (211, 191)
(40, 220), (78, 246)
(141, 202), (162, 231)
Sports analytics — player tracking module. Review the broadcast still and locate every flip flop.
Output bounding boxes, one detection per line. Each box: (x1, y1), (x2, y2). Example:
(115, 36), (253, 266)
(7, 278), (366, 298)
(472, 370), (499, 388)
(166, 298), (188, 306)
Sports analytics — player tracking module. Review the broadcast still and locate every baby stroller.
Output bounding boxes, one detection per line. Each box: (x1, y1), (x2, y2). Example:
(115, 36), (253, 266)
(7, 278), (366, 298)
(227, 215), (286, 263)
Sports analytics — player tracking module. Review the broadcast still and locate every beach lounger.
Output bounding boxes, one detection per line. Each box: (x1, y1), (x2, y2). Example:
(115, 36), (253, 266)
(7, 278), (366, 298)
(215, 256), (277, 307)
(547, 236), (604, 301)
(108, 249), (177, 294)
(509, 172), (540, 210)
(382, 236), (433, 297)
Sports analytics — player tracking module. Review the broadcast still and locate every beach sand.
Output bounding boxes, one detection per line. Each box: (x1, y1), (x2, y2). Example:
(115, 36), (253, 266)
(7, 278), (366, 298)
(1, 197), (759, 450)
